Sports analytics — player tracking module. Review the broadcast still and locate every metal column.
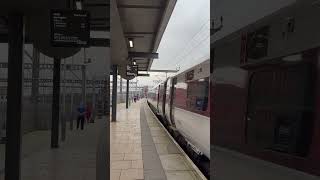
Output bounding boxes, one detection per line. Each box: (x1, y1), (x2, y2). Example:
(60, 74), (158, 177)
(5, 13), (24, 180)
(111, 65), (117, 122)
(51, 57), (61, 148)
(104, 76), (110, 119)
(31, 47), (40, 129)
(92, 75), (96, 122)
(69, 90), (74, 130)
(61, 59), (66, 141)
(69, 56), (74, 130)
(82, 64), (86, 104)
(126, 79), (129, 109)
(119, 77), (123, 103)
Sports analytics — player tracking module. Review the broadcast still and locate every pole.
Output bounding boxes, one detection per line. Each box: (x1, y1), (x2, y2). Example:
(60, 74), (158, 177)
(136, 78), (138, 98)
(126, 79), (129, 109)
(70, 56), (74, 130)
(5, 13), (24, 180)
(111, 65), (117, 121)
(82, 64), (86, 104)
(51, 57), (61, 148)
(31, 47), (40, 129)
(61, 58), (66, 141)
(82, 48), (87, 105)
(119, 77), (123, 103)
(70, 89), (74, 130)
(92, 75), (96, 122)
(104, 75), (110, 118)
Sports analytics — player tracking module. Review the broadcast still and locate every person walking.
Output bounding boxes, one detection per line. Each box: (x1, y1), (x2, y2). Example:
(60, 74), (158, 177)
(77, 102), (85, 130)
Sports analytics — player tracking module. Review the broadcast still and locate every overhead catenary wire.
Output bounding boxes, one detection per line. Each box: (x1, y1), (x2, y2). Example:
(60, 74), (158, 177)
(164, 20), (210, 69)
(173, 33), (210, 68)
(168, 19), (210, 63)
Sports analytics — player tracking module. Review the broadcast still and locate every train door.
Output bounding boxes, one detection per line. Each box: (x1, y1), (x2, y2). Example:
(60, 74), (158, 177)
(159, 83), (166, 116)
(162, 81), (167, 116)
(167, 78), (175, 126)
(246, 63), (314, 156)
(156, 85), (160, 111)
(170, 77), (177, 126)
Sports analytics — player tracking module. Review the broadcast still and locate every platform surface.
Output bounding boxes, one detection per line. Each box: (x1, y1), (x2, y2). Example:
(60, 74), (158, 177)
(0, 114), (108, 180)
(111, 100), (204, 180)
(1, 100), (204, 180)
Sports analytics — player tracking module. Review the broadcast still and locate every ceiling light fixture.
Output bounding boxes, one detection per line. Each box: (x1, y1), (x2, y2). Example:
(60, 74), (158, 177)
(128, 38), (134, 48)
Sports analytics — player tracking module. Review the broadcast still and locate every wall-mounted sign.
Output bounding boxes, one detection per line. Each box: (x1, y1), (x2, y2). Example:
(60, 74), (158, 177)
(50, 10), (90, 47)
(126, 65), (138, 77)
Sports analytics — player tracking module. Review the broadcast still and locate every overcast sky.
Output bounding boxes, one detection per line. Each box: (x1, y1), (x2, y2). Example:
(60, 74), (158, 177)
(137, 0), (210, 87)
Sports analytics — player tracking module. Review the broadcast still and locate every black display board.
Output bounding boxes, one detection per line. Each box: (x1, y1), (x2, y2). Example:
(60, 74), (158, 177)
(126, 65), (138, 77)
(51, 10), (90, 47)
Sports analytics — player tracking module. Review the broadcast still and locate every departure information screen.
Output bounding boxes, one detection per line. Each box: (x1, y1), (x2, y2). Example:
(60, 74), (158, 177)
(51, 10), (90, 47)
(126, 65), (138, 77)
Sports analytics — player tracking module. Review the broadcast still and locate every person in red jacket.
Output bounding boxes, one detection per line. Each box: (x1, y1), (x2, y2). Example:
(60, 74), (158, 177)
(86, 103), (92, 123)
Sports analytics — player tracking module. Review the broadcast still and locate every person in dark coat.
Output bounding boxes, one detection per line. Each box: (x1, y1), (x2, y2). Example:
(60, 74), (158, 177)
(77, 102), (85, 130)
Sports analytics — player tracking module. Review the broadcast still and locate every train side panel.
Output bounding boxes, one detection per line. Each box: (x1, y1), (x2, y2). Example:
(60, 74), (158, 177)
(148, 85), (159, 112)
(172, 60), (210, 158)
(164, 78), (173, 125)
(211, 2), (320, 175)
(158, 82), (166, 116)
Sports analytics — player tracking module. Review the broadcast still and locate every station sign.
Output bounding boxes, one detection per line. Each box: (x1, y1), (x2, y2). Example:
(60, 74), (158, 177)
(126, 65), (138, 77)
(50, 10), (90, 47)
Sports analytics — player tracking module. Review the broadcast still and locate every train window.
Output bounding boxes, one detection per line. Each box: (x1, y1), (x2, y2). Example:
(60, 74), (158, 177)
(186, 77), (209, 111)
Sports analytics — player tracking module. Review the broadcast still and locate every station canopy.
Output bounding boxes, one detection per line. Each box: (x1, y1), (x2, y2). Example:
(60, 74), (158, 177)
(116, 0), (177, 72)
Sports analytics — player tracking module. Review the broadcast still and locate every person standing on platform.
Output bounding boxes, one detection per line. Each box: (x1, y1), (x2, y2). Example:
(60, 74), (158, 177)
(77, 102), (85, 130)
(86, 103), (92, 123)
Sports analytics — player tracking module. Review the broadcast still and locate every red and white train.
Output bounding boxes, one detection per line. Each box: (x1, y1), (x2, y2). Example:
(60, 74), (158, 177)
(147, 59), (210, 160)
(211, 1), (320, 176)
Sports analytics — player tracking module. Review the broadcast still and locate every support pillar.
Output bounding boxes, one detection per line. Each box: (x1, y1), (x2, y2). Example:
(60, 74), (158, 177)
(70, 90), (74, 130)
(119, 77), (123, 103)
(70, 56), (74, 130)
(104, 75), (110, 119)
(126, 79), (129, 109)
(31, 47), (40, 129)
(5, 13), (24, 180)
(111, 65), (117, 122)
(51, 57), (61, 148)
(92, 76), (96, 122)
(82, 64), (86, 105)
(61, 59), (66, 141)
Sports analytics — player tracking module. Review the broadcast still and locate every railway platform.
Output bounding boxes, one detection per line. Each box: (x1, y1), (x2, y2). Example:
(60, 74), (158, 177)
(0, 99), (204, 180)
(111, 100), (205, 180)
(1, 116), (108, 180)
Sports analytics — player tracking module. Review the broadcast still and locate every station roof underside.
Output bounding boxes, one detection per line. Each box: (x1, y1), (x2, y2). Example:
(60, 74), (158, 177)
(117, 0), (176, 72)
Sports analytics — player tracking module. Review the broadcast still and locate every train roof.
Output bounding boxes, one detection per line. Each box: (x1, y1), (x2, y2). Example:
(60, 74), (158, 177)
(171, 59), (210, 78)
(150, 58), (210, 89)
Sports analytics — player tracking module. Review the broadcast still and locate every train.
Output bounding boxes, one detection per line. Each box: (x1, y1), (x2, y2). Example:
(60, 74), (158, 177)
(147, 59), (210, 160)
(211, 1), (320, 176)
